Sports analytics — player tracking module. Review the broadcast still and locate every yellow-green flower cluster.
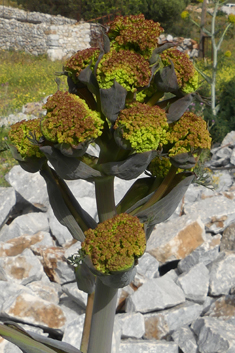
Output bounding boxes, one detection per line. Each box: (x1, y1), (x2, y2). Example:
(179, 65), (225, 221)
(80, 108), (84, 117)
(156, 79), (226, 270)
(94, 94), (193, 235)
(224, 50), (232, 57)
(113, 102), (169, 153)
(107, 14), (164, 58)
(96, 49), (151, 92)
(228, 14), (235, 24)
(82, 213), (146, 274)
(168, 112), (211, 157)
(41, 91), (104, 146)
(8, 118), (44, 159)
(160, 48), (199, 93)
(147, 156), (172, 178)
(64, 48), (100, 83)
(181, 11), (189, 19)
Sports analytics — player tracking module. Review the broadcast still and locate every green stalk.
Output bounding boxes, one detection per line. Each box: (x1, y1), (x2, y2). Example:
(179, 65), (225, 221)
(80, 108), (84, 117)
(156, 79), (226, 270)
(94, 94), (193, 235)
(95, 176), (116, 221)
(135, 165), (177, 212)
(80, 293), (95, 353)
(86, 176), (118, 353)
(87, 278), (118, 353)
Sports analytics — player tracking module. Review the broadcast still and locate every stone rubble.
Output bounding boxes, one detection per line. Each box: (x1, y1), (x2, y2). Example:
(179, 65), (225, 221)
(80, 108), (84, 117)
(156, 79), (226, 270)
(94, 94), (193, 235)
(1, 132), (235, 352)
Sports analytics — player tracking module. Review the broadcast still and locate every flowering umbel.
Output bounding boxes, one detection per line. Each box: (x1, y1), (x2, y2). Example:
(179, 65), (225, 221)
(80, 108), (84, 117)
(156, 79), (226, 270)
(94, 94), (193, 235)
(160, 48), (199, 94)
(8, 118), (44, 159)
(41, 91), (104, 147)
(82, 213), (146, 274)
(113, 102), (169, 153)
(107, 14), (164, 58)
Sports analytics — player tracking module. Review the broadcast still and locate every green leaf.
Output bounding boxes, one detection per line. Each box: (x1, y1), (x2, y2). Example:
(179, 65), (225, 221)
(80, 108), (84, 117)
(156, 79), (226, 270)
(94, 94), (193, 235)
(99, 266), (137, 288)
(67, 76), (97, 111)
(102, 32), (110, 53)
(8, 144), (46, 173)
(99, 151), (158, 180)
(0, 322), (81, 353)
(194, 64), (212, 85)
(54, 142), (88, 158)
(149, 43), (175, 65)
(78, 65), (99, 96)
(83, 255), (137, 288)
(0, 323), (57, 353)
(100, 80), (127, 123)
(40, 146), (102, 181)
(40, 167), (97, 241)
(116, 177), (156, 214)
(113, 126), (132, 150)
(166, 94), (193, 123)
(154, 59), (180, 94)
(170, 153), (197, 169)
(135, 174), (195, 226)
(75, 262), (96, 294)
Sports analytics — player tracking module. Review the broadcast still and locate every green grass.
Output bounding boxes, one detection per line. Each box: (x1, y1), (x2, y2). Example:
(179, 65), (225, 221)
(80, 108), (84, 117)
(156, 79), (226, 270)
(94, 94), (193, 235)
(0, 49), (67, 186)
(0, 50), (67, 116)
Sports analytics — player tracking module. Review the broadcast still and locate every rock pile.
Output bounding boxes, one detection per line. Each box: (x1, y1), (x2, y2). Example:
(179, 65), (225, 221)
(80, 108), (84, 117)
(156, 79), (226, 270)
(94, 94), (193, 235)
(1, 132), (235, 353)
(158, 34), (199, 58)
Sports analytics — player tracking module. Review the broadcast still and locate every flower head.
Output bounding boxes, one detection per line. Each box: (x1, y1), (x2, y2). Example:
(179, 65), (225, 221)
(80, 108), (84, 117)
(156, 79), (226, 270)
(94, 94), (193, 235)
(113, 102), (169, 153)
(160, 48), (199, 93)
(147, 155), (172, 178)
(96, 49), (151, 92)
(82, 213), (146, 274)
(41, 91), (104, 147)
(228, 14), (235, 24)
(168, 112), (211, 156)
(224, 50), (232, 57)
(181, 11), (189, 19)
(108, 14), (164, 58)
(64, 48), (100, 83)
(9, 118), (44, 159)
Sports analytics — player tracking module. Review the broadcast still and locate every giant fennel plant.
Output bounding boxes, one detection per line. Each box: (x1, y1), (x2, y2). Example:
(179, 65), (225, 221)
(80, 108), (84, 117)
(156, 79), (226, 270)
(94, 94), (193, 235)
(0, 14), (211, 353)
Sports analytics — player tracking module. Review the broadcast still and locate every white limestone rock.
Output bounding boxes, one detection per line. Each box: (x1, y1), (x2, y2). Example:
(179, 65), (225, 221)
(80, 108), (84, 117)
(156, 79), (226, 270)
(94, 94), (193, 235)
(26, 281), (59, 304)
(144, 301), (203, 340)
(177, 234), (221, 273)
(133, 252), (159, 286)
(2, 291), (66, 330)
(147, 214), (206, 264)
(47, 205), (73, 245)
(117, 313), (145, 339)
(0, 187), (16, 229)
(209, 252), (235, 295)
(172, 326), (198, 353)
(5, 165), (48, 207)
(0, 248), (45, 285)
(192, 317), (235, 353)
(62, 282), (87, 310)
(0, 212), (49, 242)
(0, 231), (54, 257)
(176, 262), (209, 303)
(184, 195), (235, 234)
(126, 276), (185, 313)
(119, 340), (178, 353)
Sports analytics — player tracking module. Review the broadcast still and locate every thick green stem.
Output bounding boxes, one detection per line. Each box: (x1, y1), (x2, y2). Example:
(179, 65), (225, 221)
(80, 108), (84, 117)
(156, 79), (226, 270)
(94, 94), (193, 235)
(87, 177), (118, 353)
(95, 176), (116, 221)
(87, 278), (118, 353)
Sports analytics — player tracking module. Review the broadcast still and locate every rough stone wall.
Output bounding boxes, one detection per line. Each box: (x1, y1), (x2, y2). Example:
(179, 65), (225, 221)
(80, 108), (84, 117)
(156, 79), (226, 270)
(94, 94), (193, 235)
(0, 6), (198, 61)
(0, 6), (94, 60)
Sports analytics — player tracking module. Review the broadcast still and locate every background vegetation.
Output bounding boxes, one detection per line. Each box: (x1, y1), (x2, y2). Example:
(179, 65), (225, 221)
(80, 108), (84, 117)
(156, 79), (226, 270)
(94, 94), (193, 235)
(0, 50), (67, 186)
